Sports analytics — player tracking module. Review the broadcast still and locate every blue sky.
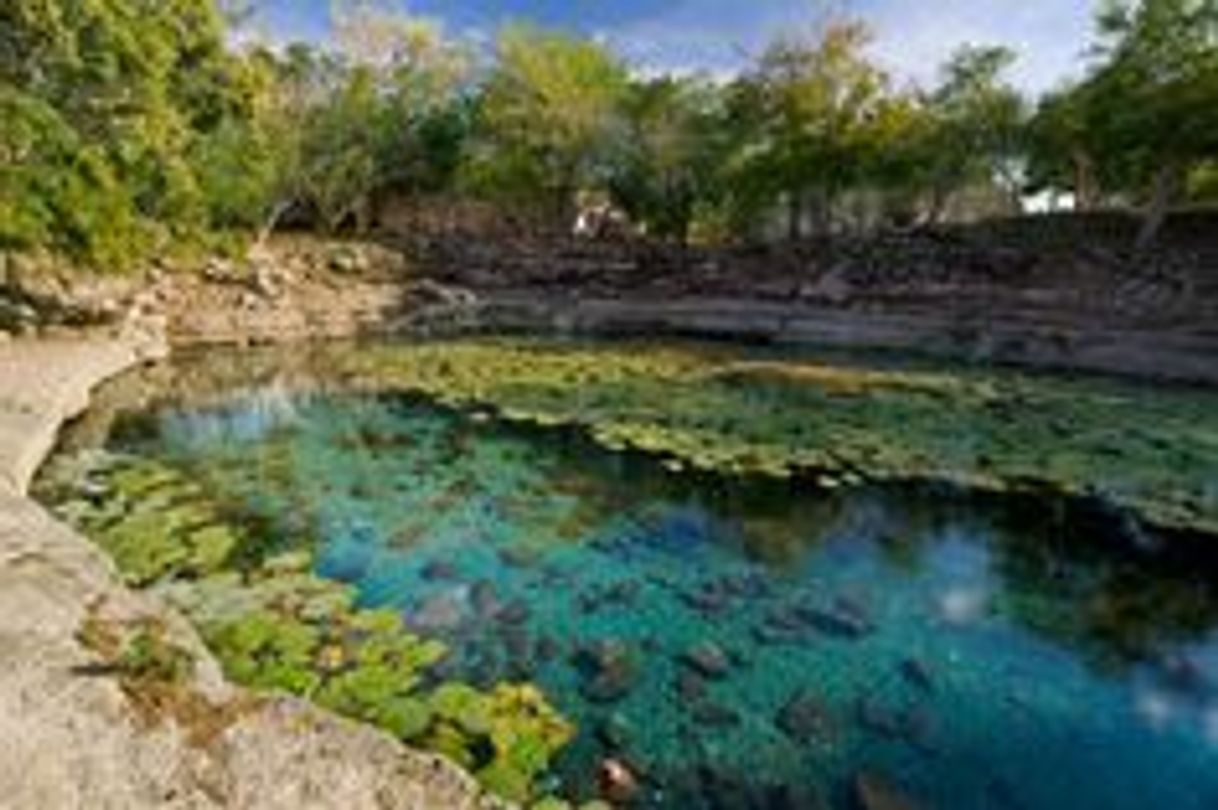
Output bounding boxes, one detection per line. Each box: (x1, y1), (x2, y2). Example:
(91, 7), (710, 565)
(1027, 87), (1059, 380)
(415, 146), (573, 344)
(248, 0), (1095, 91)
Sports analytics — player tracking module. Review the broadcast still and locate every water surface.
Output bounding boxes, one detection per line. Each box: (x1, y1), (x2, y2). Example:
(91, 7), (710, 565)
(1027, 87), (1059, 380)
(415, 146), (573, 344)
(46, 344), (1218, 809)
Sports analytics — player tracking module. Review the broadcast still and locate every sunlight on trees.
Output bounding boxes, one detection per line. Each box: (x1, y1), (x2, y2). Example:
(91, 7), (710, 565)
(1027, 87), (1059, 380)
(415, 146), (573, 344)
(2, 0), (1215, 266)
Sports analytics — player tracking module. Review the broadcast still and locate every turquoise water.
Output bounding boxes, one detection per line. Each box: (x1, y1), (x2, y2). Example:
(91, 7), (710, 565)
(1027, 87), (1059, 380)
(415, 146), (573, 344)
(89, 380), (1218, 809)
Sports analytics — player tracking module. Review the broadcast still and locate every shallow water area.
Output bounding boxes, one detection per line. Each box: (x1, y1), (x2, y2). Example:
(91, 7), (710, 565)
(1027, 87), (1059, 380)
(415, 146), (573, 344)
(40, 341), (1218, 810)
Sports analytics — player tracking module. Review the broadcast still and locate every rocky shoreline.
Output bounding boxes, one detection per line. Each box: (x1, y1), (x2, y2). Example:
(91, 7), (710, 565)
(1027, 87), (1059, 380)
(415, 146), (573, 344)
(4, 233), (1217, 385)
(0, 234), (1214, 808)
(0, 326), (500, 809)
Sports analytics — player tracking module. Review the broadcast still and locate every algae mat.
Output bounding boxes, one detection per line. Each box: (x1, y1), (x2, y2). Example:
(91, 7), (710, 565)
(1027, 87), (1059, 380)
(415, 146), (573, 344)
(332, 338), (1218, 536)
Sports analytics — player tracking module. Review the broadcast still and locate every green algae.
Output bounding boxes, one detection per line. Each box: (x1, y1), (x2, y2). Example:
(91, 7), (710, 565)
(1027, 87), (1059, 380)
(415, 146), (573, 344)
(41, 451), (576, 804)
(62, 457), (245, 585)
(335, 339), (1218, 535)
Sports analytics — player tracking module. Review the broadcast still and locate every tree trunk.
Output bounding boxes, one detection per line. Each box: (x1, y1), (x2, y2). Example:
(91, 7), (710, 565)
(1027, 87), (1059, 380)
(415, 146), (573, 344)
(1072, 149), (1097, 212)
(254, 200), (292, 252)
(1137, 161), (1184, 250)
(787, 192), (803, 241)
(924, 183), (949, 227)
(810, 188), (833, 239)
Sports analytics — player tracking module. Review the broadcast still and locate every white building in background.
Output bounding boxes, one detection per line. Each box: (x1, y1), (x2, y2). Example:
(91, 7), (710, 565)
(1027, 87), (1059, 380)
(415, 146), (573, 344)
(1023, 189), (1077, 214)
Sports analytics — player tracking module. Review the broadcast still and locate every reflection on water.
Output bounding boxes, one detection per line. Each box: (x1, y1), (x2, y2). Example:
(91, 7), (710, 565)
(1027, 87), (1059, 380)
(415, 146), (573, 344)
(55, 365), (1218, 810)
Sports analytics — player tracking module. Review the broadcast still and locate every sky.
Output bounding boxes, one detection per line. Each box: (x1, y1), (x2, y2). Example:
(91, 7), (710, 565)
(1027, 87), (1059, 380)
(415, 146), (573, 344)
(247, 0), (1096, 92)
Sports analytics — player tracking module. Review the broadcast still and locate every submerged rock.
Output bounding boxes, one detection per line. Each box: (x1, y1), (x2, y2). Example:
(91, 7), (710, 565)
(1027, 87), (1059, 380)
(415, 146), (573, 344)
(856, 697), (905, 739)
(421, 560), (461, 582)
(596, 712), (636, 752)
(675, 670), (708, 704)
(598, 758), (641, 805)
(679, 582), (732, 615)
(405, 590), (467, 633)
(680, 642), (732, 680)
(470, 580), (503, 619)
(497, 598), (531, 626)
(900, 657), (936, 693)
(689, 700), (741, 728)
(535, 635), (561, 662)
(796, 596), (876, 639)
(776, 689), (832, 743)
(579, 581), (643, 614)
(853, 771), (926, 810)
(575, 640), (641, 703)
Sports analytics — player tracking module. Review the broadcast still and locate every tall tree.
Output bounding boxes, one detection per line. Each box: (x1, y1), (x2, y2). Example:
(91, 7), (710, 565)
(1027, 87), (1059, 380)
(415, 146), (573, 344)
(1, 0), (253, 265)
(924, 45), (1027, 221)
(738, 20), (893, 239)
(464, 25), (629, 225)
(1084, 0), (1218, 245)
(610, 76), (733, 244)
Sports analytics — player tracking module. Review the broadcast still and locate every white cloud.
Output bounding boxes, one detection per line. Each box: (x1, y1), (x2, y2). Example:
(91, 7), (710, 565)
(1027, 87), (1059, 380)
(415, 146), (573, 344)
(866, 0), (1093, 92)
(602, 0), (1094, 93)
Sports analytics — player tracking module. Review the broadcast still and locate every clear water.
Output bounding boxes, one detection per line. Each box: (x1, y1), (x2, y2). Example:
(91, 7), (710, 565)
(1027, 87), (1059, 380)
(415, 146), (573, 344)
(81, 367), (1218, 810)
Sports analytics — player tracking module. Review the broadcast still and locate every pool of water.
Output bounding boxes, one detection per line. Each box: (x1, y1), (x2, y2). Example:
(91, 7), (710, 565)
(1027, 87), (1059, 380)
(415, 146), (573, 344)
(44, 347), (1218, 809)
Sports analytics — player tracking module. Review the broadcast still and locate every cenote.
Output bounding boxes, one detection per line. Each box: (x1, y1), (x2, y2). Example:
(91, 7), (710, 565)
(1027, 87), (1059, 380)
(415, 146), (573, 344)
(36, 338), (1218, 810)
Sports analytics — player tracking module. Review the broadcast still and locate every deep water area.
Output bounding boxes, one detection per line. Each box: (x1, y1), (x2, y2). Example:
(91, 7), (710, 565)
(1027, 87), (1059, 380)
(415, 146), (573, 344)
(38, 342), (1218, 810)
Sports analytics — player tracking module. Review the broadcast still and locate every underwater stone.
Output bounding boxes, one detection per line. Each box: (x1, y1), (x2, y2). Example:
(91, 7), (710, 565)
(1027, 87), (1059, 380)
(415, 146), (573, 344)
(689, 701), (741, 729)
(497, 598), (531, 626)
(578, 581), (642, 614)
(752, 622), (807, 647)
(675, 670), (708, 705)
(900, 657), (936, 694)
(856, 697), (906, 740)
(853, 771), (926, 810)
(499, 545), (543, 568)
(597, 758), (641, 805)
(776, 689), (831, 743)
(796, 596), (875, 639)
(405, 591), (467, 633)
(421, 560), (462, 582)
(595, 712), (635, 752)
(679, 585), (731, 616)
(765, 783), (830, 810)
(680, 642), (732, 680)
(575, 640), (641, 704)
(534, 635), (560, 662)
(718, 571), (770, 599)
(471, 580), (503, 619)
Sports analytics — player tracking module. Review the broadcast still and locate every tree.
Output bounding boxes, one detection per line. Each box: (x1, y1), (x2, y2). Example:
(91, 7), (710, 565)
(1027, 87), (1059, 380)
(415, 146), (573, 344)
(737, 20), (894, 239)
(610, 76), (733, 243)
(923, 45), (1028, 221)
(463, 25), (629, 226)
(238, 5), (473, 238)
(1026, 86), (1105, 210)
(1, 0), (259, 265)
(1083, 0), (1218, 245)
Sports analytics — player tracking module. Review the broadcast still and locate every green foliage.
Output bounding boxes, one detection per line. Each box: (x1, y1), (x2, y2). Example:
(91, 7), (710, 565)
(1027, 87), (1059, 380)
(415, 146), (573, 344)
(726, 20), (924, 236)
(75, 459), (242, 585)
(0, 0), (250, 267)
(463, 25), (629, 220)
(610, 76), (734, 242)
(4, 0), (1214, 258)
(419, 682), (576, 803)
(1028, 1), (1217, 234)
(201, 582), (570, 802)
(343, 339), (1218, 535)
(116, 622), (196, 686)
(925, 45), (1028, 214)
(51, 454), (576, 805)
